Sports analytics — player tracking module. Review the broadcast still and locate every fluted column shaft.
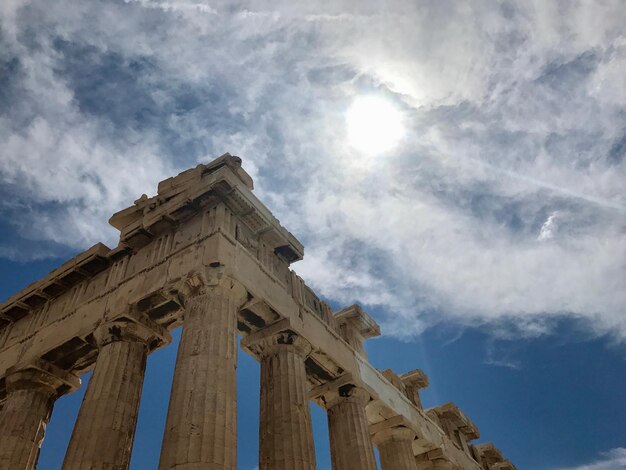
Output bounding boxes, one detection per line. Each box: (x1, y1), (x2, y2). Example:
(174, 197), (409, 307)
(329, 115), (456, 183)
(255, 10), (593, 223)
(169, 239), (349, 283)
(159, 279), (245, 470)
(257, 335), (316, 470)
(0, 370), (57, 470)
(327, 387), (376, 470)
(375, 427), (418, 470)
(63, 319), (167, 470)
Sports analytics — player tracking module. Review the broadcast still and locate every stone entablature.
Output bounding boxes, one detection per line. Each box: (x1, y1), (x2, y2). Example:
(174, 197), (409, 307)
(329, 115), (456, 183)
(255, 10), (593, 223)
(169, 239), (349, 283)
(0, 243), (110, 326)
(427, 402), (480, 459)
(401, 369), (430, 409)
(334, 304), (380, 358)
(0, 153), (515, 470)
(473, 442), (518, 470)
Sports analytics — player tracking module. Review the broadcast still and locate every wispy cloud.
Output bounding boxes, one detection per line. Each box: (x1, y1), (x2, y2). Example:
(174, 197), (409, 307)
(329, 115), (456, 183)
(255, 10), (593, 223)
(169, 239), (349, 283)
(538, 211), (560, 241)
(0, 1), (624, 341)
(484, 339), (523, 370)
(555, 448), (626, 470)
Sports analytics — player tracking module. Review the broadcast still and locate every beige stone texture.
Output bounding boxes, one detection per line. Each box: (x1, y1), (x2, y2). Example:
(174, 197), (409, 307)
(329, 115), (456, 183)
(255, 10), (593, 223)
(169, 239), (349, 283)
(326, 385), (377, 470)
(333, 304), (380, 358)
(243, 328), (316, 470)
(158, 277), (246, 470)
(0, 362), (78, 470)
(473, 442), (517, 470)
(415, 449), (457, 470)
(400, 369), (429, 410)
(427, 402), (479, 459)
(415, 460), (456, 470)
(373, 426), (418, 470)
(381, 368), (406, 392)
(62, 318), (169, 470)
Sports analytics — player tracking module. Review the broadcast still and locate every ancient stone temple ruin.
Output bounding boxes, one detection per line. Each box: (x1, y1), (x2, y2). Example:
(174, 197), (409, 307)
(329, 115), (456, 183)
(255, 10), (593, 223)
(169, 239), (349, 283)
(0, 154), (516, 470)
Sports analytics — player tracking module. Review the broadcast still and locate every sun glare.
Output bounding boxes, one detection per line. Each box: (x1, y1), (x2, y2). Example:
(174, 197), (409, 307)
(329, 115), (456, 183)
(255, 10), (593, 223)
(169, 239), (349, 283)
(346, 95), (404, 155)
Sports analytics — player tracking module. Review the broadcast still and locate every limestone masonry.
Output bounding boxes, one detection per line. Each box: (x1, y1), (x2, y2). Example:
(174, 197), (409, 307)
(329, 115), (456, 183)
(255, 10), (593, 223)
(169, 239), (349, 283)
(0, 154), (517, 470)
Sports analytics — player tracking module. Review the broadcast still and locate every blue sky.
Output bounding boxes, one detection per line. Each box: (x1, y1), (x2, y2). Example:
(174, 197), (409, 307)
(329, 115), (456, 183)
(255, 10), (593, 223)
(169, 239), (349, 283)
(0, 1), (625, 469)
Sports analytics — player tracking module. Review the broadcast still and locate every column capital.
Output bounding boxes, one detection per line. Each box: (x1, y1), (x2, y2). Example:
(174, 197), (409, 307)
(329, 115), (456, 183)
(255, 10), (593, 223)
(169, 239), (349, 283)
(327, 384), (371, 409)
(309, 374), (372, 409)
(5, 360), (80, 397)
(241, 318), (312, 359)
(0, 360), (75, 470)
(94, 314), (171, 350)
(248, 331), (312, 359)
(173, 268), (247, 306)
(372, 425), (415, 446)
(374, 421), (419, 470)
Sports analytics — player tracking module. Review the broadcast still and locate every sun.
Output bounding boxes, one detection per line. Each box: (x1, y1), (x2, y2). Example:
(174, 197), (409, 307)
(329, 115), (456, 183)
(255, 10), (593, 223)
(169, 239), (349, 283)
(346, 95), (404, 155)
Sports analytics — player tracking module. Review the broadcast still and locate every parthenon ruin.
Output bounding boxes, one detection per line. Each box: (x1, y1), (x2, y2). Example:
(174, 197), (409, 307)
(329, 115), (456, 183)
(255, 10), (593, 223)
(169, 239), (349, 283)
(0, 154), (516, 470)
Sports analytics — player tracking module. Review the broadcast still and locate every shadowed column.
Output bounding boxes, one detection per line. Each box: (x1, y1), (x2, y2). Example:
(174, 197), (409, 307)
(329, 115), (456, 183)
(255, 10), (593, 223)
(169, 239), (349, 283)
(326, 385), (376, 470)
(159, 277), (246, 470)
(374, 426), (418, 470)
(243, 329), (316, 470)
(62, 317), (169, 470)
(0, 362), (79, 470)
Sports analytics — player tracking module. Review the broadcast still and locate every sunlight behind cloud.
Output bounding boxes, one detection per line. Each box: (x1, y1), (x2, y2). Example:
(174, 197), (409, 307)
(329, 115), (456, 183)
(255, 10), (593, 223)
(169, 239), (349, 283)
(1, 0), (625, 342)
(346, 95), (404, 155)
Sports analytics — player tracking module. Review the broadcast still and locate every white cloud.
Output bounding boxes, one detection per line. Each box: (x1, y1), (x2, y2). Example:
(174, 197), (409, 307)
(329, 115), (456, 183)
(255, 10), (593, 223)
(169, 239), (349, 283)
(538, 211), (560, 241)
(0, 0), (624, 340)
(555, 448), (626, 470)
(124, 0), (218, 15)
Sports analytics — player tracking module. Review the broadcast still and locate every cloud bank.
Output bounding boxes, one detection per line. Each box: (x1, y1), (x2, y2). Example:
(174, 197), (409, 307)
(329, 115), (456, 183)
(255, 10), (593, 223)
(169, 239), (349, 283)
(0, 0), (624, 340)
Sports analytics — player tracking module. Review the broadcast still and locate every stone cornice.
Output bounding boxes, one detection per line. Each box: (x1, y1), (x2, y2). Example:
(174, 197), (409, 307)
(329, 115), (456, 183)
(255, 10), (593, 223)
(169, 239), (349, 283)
(427, 402), (480, 441)
(400, 368), (429, 389)
(334, 304), (381, 339)
(0, 243), (111, 326)
(108, 153), (303, 261)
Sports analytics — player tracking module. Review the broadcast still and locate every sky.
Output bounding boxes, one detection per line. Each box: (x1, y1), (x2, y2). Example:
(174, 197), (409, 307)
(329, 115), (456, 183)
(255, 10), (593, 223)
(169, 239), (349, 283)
(0, 1), (625, 469)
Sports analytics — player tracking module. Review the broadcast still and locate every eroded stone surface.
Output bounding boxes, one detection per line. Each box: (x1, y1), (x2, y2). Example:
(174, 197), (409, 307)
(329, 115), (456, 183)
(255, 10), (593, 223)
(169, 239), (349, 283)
(244, 329), (316, 470)
(0, 363), (78, 470)
(373, 426), (418, 470)
(326, 385), (377, 470)
(158, 277), (246, 470)
(62, 318), (169, 470)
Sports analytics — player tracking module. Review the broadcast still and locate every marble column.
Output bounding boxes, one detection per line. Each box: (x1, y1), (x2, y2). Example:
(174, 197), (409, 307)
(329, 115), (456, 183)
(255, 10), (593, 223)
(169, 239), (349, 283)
(0, 362), (79, 470)
(374, 426), (418, 470)
(327, 385), (377, 470)
(63, 318), (169, 470)
(243, 330), (316, 470)
(159, 278), (246, 470)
